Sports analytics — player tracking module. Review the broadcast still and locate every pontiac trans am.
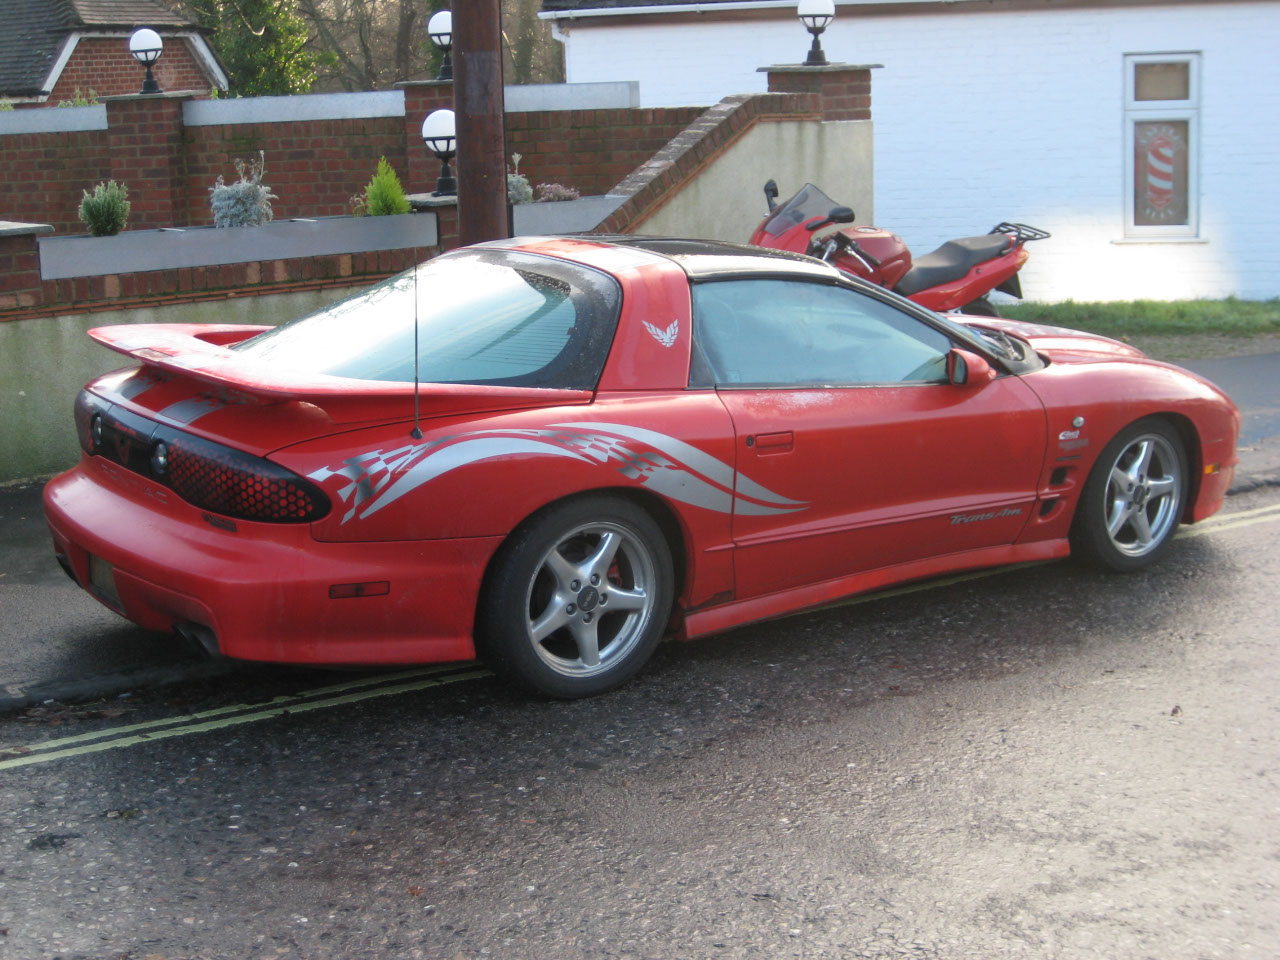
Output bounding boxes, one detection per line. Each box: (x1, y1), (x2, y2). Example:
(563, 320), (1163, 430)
(43, 237), (1240, 697)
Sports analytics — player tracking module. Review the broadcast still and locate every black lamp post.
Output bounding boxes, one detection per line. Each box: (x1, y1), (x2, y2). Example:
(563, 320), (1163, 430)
(422, 109), (457, 196)
(129, 28), (164, 94)
(428, 10), (454, 81)
(797, 0), (835, 66)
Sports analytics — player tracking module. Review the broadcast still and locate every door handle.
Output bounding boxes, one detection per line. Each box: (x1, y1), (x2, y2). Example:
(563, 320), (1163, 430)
(751, 430), (794, 453)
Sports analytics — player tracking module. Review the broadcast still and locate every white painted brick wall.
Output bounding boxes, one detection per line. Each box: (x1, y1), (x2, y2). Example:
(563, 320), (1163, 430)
(558, 2), (1280, 301)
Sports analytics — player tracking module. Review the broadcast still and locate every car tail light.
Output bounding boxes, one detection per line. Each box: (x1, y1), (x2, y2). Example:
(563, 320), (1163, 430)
(74, 390), (97, 454)
(165, 432), (329, 523)
(73, 389), (330, 524)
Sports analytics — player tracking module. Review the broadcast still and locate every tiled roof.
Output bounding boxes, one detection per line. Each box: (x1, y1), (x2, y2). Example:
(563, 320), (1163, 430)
(0, 0), (76, 97)
(69, 0), (197, 27)
(0, 0), (197, 98)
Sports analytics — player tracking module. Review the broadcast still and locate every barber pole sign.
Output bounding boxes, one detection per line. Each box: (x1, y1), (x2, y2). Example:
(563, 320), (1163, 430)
(1145, 136), (1176, 209)
(1134, 121), (1189, 224)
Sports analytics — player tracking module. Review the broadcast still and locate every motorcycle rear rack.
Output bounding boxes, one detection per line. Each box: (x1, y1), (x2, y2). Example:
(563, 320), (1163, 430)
(989, 222), (1051, 245)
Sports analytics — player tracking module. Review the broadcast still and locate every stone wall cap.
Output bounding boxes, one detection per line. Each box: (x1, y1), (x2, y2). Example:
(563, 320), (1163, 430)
(99, 91), (203, 102)
(0, 221), (54, 238)
(758, 63), (883, 72)
(408, 194), (459, 210)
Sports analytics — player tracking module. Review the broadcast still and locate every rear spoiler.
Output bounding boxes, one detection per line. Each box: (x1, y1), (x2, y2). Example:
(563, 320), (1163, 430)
(88, 323), (591, 422)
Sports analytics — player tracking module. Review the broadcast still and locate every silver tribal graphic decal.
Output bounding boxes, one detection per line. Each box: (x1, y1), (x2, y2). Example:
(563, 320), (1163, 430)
(308, 422), (808, 524)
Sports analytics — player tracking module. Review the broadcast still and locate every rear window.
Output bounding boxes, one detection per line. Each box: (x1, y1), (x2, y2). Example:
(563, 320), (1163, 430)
(234, 249), (622, 389)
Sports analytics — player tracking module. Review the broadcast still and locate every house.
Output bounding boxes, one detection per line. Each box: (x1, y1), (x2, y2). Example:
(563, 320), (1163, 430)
(0, 0), (227, 106)
(540, 0), (1280, 302)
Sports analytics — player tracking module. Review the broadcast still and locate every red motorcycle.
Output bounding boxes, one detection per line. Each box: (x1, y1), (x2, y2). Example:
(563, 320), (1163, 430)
(749, 180), (1049, 316)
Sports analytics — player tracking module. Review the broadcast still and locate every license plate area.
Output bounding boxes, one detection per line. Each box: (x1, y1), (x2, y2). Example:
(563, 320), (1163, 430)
(88, 554), (123, 610)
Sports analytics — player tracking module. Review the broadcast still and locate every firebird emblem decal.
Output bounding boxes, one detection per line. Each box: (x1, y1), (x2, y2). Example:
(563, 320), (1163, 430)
(309, 422), (806, 524)
(642, 319), (679, 348)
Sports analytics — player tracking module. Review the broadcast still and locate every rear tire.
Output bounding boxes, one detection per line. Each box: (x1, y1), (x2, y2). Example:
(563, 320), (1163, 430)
(959, 297), (1000, 317)
(477, 495), (674, 699)
(1071, 418), (1187, 572)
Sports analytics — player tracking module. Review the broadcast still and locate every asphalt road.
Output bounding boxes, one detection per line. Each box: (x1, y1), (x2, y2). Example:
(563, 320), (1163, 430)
(0, 351), (1276, 959)
(1, 486), (1277, 960)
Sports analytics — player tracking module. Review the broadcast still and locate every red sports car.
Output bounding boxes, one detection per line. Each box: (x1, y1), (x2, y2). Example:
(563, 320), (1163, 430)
(44, 236), (1240, 697)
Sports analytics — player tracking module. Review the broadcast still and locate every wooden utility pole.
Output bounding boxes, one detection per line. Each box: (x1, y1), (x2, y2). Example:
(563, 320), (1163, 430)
(453, 0), (509, 244)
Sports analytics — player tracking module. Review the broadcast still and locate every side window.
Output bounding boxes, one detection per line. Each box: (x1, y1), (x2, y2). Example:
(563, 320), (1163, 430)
(1124, 53), (1199, 238)
(692, 279), (951, 387)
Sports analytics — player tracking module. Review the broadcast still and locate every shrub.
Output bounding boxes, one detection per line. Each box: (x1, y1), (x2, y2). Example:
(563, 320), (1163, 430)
(362, 157), (410, 216)
(78, 180), (131, 236)
(209, 151), (277, 228)
(58, 88), (98, 107)
(535, 182), (580, 203)
(507, 152), (533, 205)
(0, 100), (13, 112)
(508, 174), (534, 205)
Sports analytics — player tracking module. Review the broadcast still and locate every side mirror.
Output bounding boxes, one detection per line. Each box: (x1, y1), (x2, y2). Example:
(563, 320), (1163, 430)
(806, 205), (856, 231)
(947, 348), (997, 386)
(764, 179), (779, 211)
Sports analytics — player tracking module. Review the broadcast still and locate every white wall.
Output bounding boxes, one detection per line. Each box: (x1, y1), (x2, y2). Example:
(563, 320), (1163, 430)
(556, 2), (1280, 301)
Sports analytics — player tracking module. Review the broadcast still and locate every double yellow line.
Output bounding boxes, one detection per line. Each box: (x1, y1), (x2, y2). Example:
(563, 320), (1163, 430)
(0, 665), (490, 771)
(4, 501), (1279, 772)
(1176, 500), (1280, 538)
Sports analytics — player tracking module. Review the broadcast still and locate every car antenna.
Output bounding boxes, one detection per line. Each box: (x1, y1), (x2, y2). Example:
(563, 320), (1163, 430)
(410, 261), (423, 440)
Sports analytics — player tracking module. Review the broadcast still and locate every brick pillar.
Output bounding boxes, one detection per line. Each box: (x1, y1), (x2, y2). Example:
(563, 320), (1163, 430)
(398, 81), (456, 197)
(105, 93), (192, 228)
(761, 63), (879, 122)
(0, 225), (50, 315)
(434, 201), (460, 251)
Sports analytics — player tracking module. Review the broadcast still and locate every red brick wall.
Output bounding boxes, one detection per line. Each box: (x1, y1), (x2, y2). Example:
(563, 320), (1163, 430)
(764, 66), (874, 122)
(49, 36), (217, 103)
(600, 93), (822, 235)
(108, 97), (190, 229)
(0, 82), (866, 322)
(0, 93), (703, 237)
(1, 239), (446, 322)
(506, 107), (702, 197)
(0, 233), (45, 313)
(183, 117), (410, 227)
(0, 130), (112, 233)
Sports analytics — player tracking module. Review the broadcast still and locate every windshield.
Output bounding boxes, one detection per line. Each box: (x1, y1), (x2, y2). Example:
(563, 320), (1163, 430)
(759, 183), (843, 238)
(234, 249), (622, 389)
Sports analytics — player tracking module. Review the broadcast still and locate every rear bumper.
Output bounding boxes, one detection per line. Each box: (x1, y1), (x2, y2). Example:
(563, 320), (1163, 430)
(43, 461), (500, 666)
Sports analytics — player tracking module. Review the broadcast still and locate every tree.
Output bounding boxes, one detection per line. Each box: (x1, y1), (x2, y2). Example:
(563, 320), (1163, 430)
(502, 0), (563, 85)
(170, 0), (331, 95)
(292, 0), (562, 92)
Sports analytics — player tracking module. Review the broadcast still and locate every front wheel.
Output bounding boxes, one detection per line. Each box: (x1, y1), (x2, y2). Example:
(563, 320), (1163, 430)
(477, 495), (674, 699)
(1071, 419), (1187, 572)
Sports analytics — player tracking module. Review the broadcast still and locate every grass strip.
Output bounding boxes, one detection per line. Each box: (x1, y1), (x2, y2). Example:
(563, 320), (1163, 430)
(1002, 297), (1280, 337)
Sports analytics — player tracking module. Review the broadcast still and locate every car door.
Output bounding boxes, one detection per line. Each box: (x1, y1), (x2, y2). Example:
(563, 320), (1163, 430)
(691, 277), (1047, 602)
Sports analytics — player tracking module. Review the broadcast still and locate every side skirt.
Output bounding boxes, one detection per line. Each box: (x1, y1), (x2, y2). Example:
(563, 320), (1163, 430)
(680, 538), (1070, 640)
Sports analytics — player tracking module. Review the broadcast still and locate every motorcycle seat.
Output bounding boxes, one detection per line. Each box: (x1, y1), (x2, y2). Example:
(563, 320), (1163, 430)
(894, 234), (1010, 296)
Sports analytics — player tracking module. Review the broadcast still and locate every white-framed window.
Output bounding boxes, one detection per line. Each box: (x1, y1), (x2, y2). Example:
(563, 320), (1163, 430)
(1123, 53), (1200, 238)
